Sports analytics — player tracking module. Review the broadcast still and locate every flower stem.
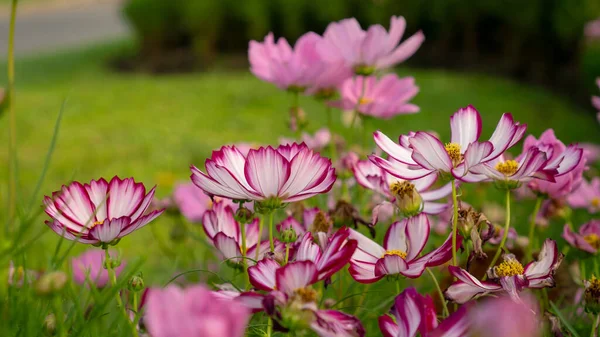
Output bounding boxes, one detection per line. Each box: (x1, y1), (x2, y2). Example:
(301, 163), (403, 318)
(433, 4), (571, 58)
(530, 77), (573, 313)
(487, 189), (511, 272)
(104, 248), (139, 337)
(526, 197), (543, 260)
(52, 296), (66, 337)
(268, 212), (275, 253)
(451, 180), (459, 267)
(592, 313), (600, 337)
(284, 243), (290, 265)
(240, 217), (248, 288)
(267, 317), (273, 337)
(255, 216), (264, 262)
(395, 279), (401, 294)
(426, 267), (449, 318)
(6, 0), (18, 236)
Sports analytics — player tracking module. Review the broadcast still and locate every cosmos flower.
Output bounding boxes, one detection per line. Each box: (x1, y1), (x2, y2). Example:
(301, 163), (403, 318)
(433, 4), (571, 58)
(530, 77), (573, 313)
(145, 284), (250, 337)
(567, 177), (600, 213)
(329, 75), (419, 119)
(348, 214), (457, 283)
(352, 159), (451, 217)
(317, 16), (424, 74)
(563, 220), (600, 254)
(370, 105), (526, 181)
(71, 249), (124, 288)
(44, 176), (163, 245)
(172, 183), (215, 222)
(191, 143), (336, 207)
(469, 295), (541, 337)
(280, 128), (332, 152)
(445, 239), (563, 304)
(379, 287), (469, 337)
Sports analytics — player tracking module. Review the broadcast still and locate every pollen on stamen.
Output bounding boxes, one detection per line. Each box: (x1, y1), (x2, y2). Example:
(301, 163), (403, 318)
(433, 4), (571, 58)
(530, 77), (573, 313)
(584, 233), (600, 250)
(592, 198), (600, 208)
(444, 143), (462, 167)
(358, 97), (373, 105)
(494, 259), (524, 277)
(382, 250), (407, 259)
(389, 181), (415, 199)
(495, 160), (519, 177)
(89, 220), (103, 229)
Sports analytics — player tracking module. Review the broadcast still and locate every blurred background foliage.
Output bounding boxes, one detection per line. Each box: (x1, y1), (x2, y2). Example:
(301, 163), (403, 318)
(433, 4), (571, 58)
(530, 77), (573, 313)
(121, 0), (600, 103)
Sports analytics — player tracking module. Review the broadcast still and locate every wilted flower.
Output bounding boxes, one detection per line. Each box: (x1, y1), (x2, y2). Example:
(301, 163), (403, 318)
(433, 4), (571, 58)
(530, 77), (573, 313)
(44, 177), (164, 245)
(72, 249), (125, 288)
(145, 284), (250, 337)
(277, 207), (332, 240)
(318, 16), (424, 74)
(348, 214), (457, 283)
(567, 177), (600, 213)
(379, 287), (469, 337)
(445, 239), (563, 303)
(584, 275), (600, 314)
(563, 220), (600, 254)
(172, 182), (215, 222)
(371, 105), (526, 181)
(329, 75), (419, 119)
(191, 143), (336, 208)
(470, 295), (541, 337)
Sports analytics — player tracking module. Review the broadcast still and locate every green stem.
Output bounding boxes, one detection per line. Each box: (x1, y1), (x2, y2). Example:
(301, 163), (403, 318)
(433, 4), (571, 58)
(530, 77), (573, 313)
(526, 197), (543, 260)
(591, 313), (600, 337)
(268, 212), (275, 253)
(104, 248), (139, 337)
(486, 189), (511, 274)
(284, 243), (290, 265)
(267, 317), (273, 337)
(6, 0), (18, 236)
(451, 180), (459, 267)
(240, 218), (248, 288)
(582, 261), (587, 281)
(426, 267), (449, 318)
(255, 216), (264, 262)
(395, 279), (401, 294)
(52, 296), (66, 337)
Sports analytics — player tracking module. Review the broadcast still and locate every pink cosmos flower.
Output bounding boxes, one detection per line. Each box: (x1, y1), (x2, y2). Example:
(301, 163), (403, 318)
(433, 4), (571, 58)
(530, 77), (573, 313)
(563, 220), (600, 254)
(470, 295), (541, 337)
(567, 177), (600, 213)
(44, 176), (163, 245)
(191, 143), (336, 204)
(581, 142), (600, 164)
(352, 159), (451, 216)
(172, 183), (214, 222)
(71, 249), (124, 288)
(145, 284), (250, 337)
(371, 105), (526, 181)
(249, 228), (357, 289)
(328, 75), (419, 119)
(317, 16), (424, 73)
(203, 200), (275, 265)
(280, 128), (332, 152)
(445, 239), (563, 304)
(379, 287), (469, 337)
(348, 214), (458, 283)
(520, 129), (587, 198)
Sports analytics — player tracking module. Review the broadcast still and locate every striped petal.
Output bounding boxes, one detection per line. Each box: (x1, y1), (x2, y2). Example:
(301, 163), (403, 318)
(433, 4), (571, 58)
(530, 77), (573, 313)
(450, 105), (482, 149)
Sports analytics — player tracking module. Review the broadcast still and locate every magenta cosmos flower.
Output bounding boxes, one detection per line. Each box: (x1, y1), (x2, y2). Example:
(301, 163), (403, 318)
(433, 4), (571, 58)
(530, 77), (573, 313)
(329, 75), (419, 119)
(563, 220), (600, 254)
(567, 177), (600, 213)
(518, 129), (586, 198)
(145, 284), (250, 337)
(371, 105), (526, 181)
(379, 288), (469, 337)
(44, 177), (163, 245)
(191, 143), (336, 206)
(348, 214), (458, 283)
(318, 16), (424, 74)
(353, 159), (451, 216)
(203, 200), (278, 265)
(71, 249), (124, 288)
(445, 239), (563, 304)
(470, 295), (541, 337)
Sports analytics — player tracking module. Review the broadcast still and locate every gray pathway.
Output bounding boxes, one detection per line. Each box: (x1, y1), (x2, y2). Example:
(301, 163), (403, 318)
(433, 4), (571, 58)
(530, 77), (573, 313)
(0, 1), (129, 58)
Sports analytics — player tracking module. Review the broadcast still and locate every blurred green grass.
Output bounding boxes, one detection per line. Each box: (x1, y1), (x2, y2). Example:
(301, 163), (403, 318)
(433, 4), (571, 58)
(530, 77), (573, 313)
(0, 40), (599, 277)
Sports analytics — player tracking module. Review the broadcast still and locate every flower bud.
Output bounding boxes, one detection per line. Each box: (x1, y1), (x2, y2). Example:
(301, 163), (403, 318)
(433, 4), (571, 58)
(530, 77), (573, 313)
(280, 228), (298, 243)
(102, 252), (122, 270)
(44, 314), (56, 335)
(585, 275), (600, 314)
(235, 205), (255, 225)
(128, 273), (145, 292)
(389, 181), (423, 217)
(35, 271), (68, 296)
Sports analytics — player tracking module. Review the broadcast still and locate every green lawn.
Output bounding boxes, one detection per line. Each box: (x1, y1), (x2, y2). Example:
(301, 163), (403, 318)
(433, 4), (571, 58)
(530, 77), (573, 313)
(1, 40), (599, 336)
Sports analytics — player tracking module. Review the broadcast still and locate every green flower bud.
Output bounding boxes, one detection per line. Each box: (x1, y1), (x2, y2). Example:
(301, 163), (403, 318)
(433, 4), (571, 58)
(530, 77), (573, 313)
(281, 228), (298, 243)
(128, 273), (145, 292)
(389, 181), (423, 217)
(35, 271), (68, 296)
(235, 206), (255, 225)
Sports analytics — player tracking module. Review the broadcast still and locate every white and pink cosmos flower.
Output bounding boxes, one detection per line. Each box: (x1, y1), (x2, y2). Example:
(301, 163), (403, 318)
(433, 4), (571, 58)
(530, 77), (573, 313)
(329, 75), (420, 119)
(191, 143), (336, 205)
(318, 16), (424, 73)
(44, 176), (163, 245)
(563, 220), (600, 254)
(352, 159), (451, 216)
(469, 295), (541, 337)
(567, 177), (600, 213)
(379, 287), (469, 337)
(371, 105), (526, 181)
(203, 200), (276, 265)
(348, 214), (458, 283)
(445, 239), (563, 304)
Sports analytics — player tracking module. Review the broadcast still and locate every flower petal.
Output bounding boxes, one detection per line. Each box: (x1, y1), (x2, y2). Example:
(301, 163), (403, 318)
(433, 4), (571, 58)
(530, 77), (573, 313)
(248, 258), (279, 291)
(89, 217), (131, 243)
(245, 147), (290, 198)
(374, 255), (409, 277)
(374, 131), (416, 164)
(444, 266), (502, 304)
(409, 132), (452, 171)
(450, 105), (482, 149)
(275, 261), (318, 294)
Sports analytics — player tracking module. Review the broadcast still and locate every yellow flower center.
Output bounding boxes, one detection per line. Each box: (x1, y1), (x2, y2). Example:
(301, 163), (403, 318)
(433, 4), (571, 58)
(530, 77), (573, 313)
(584, 234), (600, 249)
(389, 181), (416, 199)
(495, 160), (519, 177)
(358, 97), (373, 105)
(293, 287), (318, 303)
(89, 220), (103, 229)
(586, 276), (600, 299)
(444, 143), (462, 167)
(592, 198), (600, 208)
(495, 259), (524, 277)
(383, 250), (407, 259)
